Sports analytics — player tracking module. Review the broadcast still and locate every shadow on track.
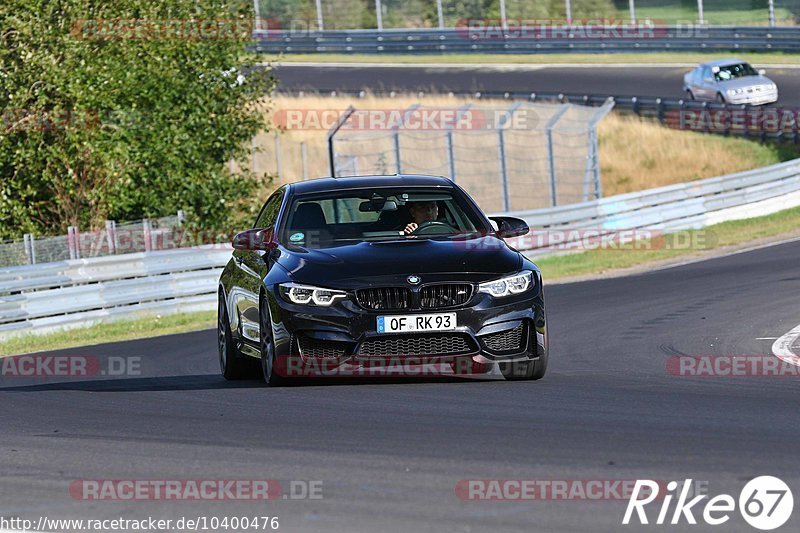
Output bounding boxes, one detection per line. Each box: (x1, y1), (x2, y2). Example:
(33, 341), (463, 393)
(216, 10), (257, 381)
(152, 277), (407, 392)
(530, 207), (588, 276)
(0, 373), (504, 392)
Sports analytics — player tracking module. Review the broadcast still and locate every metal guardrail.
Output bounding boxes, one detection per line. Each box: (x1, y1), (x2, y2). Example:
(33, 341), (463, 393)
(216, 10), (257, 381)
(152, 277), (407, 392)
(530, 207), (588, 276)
(2, 158), (800, 339)
(0, 247), (231, 339)
(500, 157), (800, 255)
(254, 26), (800, 54)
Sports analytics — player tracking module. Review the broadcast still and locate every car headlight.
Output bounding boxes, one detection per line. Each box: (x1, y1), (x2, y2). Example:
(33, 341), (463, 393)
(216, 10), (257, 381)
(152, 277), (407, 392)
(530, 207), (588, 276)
(279, 283), (347, 306)
(478, 271), (534, 298)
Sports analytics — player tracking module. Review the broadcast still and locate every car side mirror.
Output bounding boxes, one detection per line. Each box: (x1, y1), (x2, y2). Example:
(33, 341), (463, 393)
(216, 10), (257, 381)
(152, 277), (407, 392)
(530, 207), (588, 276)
(758, 68), (766, 76)
(232, 228), (278, 251)
(489, 216), (529, 238)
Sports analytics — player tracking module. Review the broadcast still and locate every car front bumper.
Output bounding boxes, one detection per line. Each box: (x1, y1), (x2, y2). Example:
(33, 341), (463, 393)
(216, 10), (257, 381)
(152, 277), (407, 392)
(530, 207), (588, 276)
(727, 89), (778, 105)
(267, 285), (547, 379)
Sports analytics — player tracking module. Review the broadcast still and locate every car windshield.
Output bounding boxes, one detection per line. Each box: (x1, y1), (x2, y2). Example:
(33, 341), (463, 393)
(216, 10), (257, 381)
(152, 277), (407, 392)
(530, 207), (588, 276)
(282, 188), (489, 248)
(714, 63), (758, 81)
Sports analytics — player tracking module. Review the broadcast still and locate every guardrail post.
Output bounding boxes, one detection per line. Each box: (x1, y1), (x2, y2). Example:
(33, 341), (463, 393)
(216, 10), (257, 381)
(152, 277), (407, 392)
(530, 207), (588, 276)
(142, 219), (153, 252)
(23, 233), (36, 265)
(105, 220), (117, 255)
(67, 226), (80, 260)
(301, 141), (309, 180)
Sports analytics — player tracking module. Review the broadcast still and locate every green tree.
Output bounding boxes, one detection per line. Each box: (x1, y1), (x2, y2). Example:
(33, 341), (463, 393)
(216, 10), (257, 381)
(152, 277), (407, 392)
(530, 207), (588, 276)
(0, 0), (275, 239)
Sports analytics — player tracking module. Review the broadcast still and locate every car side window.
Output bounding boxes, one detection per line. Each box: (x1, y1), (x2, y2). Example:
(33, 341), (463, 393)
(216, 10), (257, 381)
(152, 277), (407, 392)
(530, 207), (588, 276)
(254, 189), (284, 229)
(701, 67), (712, 82)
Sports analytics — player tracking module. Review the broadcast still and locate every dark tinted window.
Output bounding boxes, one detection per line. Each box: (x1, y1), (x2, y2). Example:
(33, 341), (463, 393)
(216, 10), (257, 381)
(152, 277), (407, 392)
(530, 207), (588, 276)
(714, 63), (758, 81)
(254, 189), (284, 229)
(282, 188), (489, 249)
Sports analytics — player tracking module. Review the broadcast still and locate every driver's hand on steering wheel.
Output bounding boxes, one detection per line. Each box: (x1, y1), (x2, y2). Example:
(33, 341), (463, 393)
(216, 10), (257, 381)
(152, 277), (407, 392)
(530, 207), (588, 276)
(403, 223), (418, 234)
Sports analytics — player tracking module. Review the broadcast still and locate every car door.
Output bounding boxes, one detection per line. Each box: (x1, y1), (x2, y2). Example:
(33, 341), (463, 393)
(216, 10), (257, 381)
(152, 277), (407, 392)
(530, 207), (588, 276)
(231, 187), (286, 350)
(698, 67), (716, 100)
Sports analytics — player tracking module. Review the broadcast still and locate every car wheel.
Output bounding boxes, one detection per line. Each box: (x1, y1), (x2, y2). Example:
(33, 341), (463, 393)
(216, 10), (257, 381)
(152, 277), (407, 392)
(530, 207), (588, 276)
(716, 92), (726, 104)
(686, 90), (695, 101)
(260, 296), (286, 386)
(218, 292), (250, 380)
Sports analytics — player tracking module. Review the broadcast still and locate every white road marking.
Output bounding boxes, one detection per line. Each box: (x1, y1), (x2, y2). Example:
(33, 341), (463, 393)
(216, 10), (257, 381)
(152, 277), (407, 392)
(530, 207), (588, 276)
(757, 337), (779, 340)
(771, 323), (800, 367)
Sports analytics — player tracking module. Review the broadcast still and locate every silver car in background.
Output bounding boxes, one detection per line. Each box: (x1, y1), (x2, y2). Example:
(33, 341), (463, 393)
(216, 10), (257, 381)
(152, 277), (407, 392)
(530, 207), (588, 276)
(683, 59), (778, 105)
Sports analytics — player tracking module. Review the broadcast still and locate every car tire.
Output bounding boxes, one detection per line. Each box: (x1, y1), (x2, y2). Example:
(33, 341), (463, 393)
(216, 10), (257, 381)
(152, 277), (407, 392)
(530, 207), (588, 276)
(716, 92), (726, 104)
(218, 292), (251, 380)
(686, 90), (695, 101)
(260, 296), (287, 386)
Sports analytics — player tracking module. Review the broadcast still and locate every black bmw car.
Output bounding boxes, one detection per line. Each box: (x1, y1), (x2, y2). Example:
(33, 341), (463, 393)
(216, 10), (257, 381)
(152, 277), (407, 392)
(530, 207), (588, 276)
(217, 174), (548, 384)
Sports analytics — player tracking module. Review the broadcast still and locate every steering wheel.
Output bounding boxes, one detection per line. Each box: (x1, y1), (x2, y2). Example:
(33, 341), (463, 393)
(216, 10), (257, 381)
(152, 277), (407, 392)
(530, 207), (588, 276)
(412, 221), (457, 236)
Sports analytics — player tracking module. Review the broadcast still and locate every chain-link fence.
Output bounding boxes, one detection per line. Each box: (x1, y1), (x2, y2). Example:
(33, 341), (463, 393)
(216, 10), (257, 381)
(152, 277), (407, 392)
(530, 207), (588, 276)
(255, 0), (800, 30)
(0, 213), (185, 268)
(327, 100), (614, 213)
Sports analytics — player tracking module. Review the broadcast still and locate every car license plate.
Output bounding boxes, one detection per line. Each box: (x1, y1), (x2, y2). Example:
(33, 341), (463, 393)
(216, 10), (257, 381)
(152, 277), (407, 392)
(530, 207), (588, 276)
(377, 313), (457, 333)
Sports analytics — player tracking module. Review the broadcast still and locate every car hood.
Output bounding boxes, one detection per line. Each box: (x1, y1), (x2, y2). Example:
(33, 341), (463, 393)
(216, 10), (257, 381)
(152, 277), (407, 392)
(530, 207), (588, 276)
(717, 75), (775, 89)
(277, 236), (522, 287)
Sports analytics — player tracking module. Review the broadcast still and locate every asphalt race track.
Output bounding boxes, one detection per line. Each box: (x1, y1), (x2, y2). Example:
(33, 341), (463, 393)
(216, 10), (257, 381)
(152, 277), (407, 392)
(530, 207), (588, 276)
(2, 239), (800, 532)
(274, 63), (800, 107)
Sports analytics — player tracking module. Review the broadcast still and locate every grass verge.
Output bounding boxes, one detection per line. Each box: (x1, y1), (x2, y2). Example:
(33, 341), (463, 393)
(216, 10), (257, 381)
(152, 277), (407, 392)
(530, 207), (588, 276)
(533, 205), (800, 280)
(275, 52), (800, 66)
(0, 311), (216, 357)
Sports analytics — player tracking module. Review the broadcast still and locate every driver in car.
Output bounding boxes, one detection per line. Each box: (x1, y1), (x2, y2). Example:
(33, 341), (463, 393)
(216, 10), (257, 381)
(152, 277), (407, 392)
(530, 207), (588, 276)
(403, 201), (439, 234)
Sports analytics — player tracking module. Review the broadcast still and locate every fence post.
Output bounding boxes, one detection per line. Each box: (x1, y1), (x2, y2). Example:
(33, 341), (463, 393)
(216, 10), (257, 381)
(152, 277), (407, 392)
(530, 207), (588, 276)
(444, 103), (472, 184)
(301, 141), (309, 180)
(177, 210), (186, 225)
(142, 219), (153, 252)
(446, 131), (456, 182)
(67, 226), (80, 260)
(545, 105), (571, 207)
(315, 0), (323, 30)
(327, 106), (355, 177)
(498, 128), (510, 212)
(274, 132), (282, 182)
(393, 131), (402, 174)
(496, 102), (521, 212)
(105, 220), (117, 255)
(375, 0), (383, 31)
(24, 233), (36, 265)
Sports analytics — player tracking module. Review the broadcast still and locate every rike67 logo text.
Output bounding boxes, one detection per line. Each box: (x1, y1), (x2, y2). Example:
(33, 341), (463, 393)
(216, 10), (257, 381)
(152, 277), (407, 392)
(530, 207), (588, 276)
(623, 476), (793, 530)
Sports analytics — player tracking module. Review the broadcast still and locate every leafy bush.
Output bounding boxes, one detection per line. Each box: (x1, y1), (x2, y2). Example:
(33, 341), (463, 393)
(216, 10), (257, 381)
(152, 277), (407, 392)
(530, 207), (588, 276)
(0, 0), (275, 239)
